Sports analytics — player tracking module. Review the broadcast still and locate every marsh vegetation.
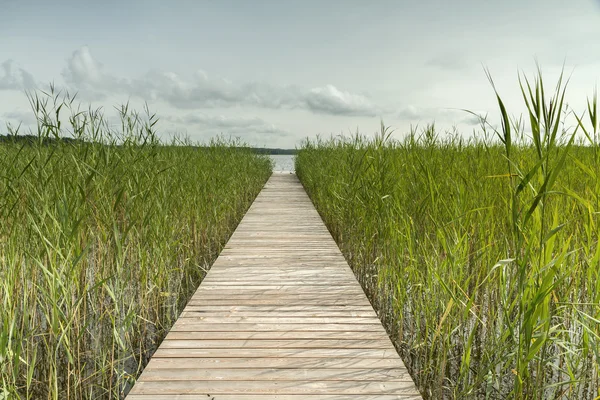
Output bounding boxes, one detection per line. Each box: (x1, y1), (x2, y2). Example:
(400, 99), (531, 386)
(0, 89), (272, 399)
(297, 70), (600, 399)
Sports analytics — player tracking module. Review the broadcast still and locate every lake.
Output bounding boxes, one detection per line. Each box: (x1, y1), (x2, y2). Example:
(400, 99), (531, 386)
(270, 154), (295, 172)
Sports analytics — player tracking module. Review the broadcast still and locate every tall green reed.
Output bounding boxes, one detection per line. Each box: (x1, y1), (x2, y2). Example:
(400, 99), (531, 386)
(296, 69), (599, 399)
(0, 88), (272, 399)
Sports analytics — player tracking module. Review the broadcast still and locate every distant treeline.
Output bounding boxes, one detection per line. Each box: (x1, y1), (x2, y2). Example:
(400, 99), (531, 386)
(0, 135), (296, 154)
(251, 148), (297, 155)
(0, 134), (85, 145)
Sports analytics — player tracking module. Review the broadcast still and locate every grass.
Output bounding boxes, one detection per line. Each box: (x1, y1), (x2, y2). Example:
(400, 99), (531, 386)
(0, 88), (272, 399)
(296, 69), (600, 399)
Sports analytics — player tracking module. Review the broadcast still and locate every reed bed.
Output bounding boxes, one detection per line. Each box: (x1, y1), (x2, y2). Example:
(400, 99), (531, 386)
(296, 70), (600, 399)
(0, 89), (272, 399)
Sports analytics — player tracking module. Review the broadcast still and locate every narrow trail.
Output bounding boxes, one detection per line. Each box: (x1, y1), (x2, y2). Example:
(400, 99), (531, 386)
(126, 173), (421, 399)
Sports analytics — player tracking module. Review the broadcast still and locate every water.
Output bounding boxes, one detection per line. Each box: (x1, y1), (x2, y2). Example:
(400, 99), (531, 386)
(270, 154), (295, 172)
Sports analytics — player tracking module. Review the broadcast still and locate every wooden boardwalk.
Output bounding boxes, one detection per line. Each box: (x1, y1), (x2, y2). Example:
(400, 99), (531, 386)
(127, 173), (421, 399)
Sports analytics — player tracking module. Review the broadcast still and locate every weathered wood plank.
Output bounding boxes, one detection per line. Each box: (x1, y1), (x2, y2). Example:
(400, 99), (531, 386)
(138, 368), (413, 381)
(163, 331), (390, 340)
(169, 323), (387, 332)
(141, 357), (407, 369)
(129, 380), (418, 395)
(195, 285), (361, 291)
(175, 316), (382, 324)
(151, 348), (401, 359)
(181, 305), (375, 311)
(158, 339), (392, 349)
(185, 300), (373, 306)
(126, 173), (420, 398)
(180, 310), (378, 317)
(127, 395), (422, 400)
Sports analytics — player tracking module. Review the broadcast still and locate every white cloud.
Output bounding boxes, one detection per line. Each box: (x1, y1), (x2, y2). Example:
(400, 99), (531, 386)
(0, 60), (37, 91)
(397, 105), (422, 119)
(64, 46), (104, 85)
(427, 52), (474, 71)
(165, 113), (289, 137)
(55, 46), (382, 117)
(1, 46), (388, 123)
(61, 46), (131, 101)
(3, 109), (38, 125)
(396, 105), (482, 126)
(132, 68), (380, 116)
(306, 85), (379, 116)
(162, 112), (293, 146)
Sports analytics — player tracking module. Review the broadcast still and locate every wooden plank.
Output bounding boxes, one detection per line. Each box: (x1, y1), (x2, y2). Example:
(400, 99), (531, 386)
(151, 348), (400, 359)
(138, 368), (413, 381)
(196, 285), (360, 290)
(185, 300), (373, 306)
(163, 331), (390, 340)
(191, 293), (364, 299)
(180, 305), (375, 311)
(188, 296), (370, 302)
(169, 323), (386, 332)
(142, 357), (407, 369)
(199, 281), (358, 286)
(202, 276), (354, 280)
(127, 395), (422, 400)
(129, 380), (418, 395)
(175, 316), (382, 324)
(193, 287), (365, 293)
(180, 310), (377, 317)
(126, 173), (420, 398)
(158, 339), (392, 349)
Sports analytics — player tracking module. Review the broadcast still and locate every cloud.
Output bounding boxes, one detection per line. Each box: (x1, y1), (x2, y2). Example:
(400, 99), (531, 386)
(3, 109), (38, 125)
(131, 70), (303, 110)
(134, 71), (377, 116)
(396, 105), (482, 126)
(165, 113), (289, 136)
(64, 46), (104, 86)
(305, 85), (379, 116)
(56, 46), (380, 116)
(397, 105), (423, 119)
(426, 53), (473, 71)
(61, 46), (128, 100)
(162, 112), (292, 145)
(4, 46), (383, 118)
(0, 60), (37, 91)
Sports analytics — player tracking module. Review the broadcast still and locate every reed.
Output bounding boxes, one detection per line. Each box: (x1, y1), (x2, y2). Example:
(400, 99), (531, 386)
(0, 88), (272, 399)
(296, 69), (600, 399)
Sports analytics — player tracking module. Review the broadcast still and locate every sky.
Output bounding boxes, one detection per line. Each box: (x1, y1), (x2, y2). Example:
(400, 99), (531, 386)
(1, 0), (600, 148)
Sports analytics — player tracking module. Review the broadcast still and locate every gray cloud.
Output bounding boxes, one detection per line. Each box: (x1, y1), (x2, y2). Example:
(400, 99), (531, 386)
(397, 106), (482, 126)
(0, 60), (37, 91)
(132, 70), (304, 111)
(305, 85), (379, 116)
(426, 52), (474, 71)
(3, 109), (38, 125)
(397, 105), (423, 120)
(57, 46), (381, 117)
(162, 112), (293, 146)
(165, 113), (289, 137)
(133, 71), (378, 116)
(462, 113), (485, 125)
(61, 46), (130, 101)
(63, 46), (104, 86)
